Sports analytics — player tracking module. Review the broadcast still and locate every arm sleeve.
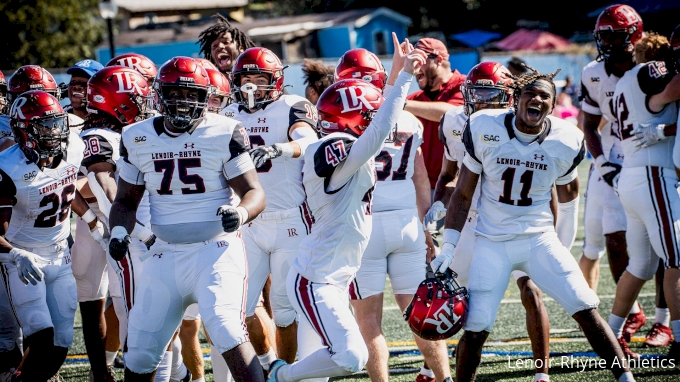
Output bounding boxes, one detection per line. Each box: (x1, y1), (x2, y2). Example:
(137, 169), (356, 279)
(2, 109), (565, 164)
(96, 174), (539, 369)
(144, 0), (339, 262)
(328, 71), (413, 189)
(117, 139), (145, 186)
(87, 171), (112, 220)
(290, 125), (319, 157)
(223, 124), (255, 179)
(0, 168), (17, 207)
(81, 134), (116, 171)
(556, 197), (579, 249)
(579, 81), (602, 115)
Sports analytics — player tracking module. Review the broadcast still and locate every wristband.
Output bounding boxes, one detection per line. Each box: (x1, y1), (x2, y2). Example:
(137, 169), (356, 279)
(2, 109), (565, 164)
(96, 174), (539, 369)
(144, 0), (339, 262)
(81, 209), (97, 224)
(236, 206), (249, 225)
(442, 228), (461, 246)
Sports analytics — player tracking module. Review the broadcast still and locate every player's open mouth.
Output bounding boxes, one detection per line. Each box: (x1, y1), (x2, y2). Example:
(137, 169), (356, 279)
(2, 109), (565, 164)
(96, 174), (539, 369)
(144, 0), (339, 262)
(527, 106), (542, 119)
(217, 52), (231, 67)
(71, 91), (84, 98)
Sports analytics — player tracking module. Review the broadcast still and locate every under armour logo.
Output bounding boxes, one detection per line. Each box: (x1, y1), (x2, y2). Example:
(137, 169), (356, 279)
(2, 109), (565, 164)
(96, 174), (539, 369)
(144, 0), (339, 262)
(287, 228), (298, 237)
(258, 118), (266, 123)
(184, 143), (194, 149)
(153, 253), (163, 259)
(216, 240), (229, 248)
(534, 154), (544, 161)
(617, 154), (624, 160)
(66, 167), (76, 175)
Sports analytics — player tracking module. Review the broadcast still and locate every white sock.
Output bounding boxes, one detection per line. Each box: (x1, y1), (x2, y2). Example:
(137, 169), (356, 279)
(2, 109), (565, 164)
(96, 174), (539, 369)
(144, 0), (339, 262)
(618, 371), (635, 382)
(154, 351), (173, 382)
(171, 336), (187, 380)
(105, 350), (118, 366)
(282, 348), (352, 381)
(670, 320), (680, 342)
(535, 373), (550, 381)
(629, 302), (641, 315)
(419, 366), (435, 378)
(210, 344), (233, 382)
(609, 314), (627, 338)
(655, 308), (670, 326)
(257, 348), (277, 371)
(192, 378), (205, 382)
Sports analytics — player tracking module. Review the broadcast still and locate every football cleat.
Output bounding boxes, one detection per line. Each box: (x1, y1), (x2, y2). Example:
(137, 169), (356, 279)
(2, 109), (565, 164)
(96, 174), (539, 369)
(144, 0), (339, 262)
(414, 374), (435, 382)
(643, 323), (673, 347)
(622, 304), (646, 341)
(617, 336), (640, 359)
(404, 267), (468, 341)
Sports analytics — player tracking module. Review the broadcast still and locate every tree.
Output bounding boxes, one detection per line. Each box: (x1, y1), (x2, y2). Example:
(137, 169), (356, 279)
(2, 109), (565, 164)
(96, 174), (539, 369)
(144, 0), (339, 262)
(0, 0), (105, 70)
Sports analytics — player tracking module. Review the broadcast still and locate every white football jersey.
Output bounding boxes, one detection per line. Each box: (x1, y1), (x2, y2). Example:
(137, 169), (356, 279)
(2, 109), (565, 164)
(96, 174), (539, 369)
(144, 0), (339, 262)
(439, 106), (482, 212)
(463, 110), (585, 239)
(80, 126), (151, 226)
(580, 60), (622, 162)
(372, 111), (423, 213)
(292, 133), (376, 286)
(615, 61), (678, 169)
(118, 113), (251, 243)
(221, 95), (317, 212)
(0, 133), (85, 247)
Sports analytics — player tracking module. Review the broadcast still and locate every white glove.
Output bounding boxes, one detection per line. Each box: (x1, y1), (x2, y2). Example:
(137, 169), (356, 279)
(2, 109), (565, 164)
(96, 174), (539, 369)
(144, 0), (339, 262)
(430, 243), (455, 273)
(250, 144), (283, 169)
(10, 248), (51, 285)
(631, 123), (666, 148)
(89, 220), (108, 252)
(424, 201), (447, 232)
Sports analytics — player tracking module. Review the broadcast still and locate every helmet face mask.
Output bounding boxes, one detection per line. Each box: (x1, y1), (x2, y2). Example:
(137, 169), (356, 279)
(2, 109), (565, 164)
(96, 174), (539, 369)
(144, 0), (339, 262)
(230, 47), (285, 112)
(10, 91), (70, 160)
(462, 62), (513, 116)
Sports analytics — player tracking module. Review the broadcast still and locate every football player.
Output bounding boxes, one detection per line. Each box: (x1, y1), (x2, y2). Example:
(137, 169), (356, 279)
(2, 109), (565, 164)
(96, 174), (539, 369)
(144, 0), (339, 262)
(108, 56), (265, 382)
(220, 46), (319, 370)
(64, 59), (104, 121)
(610, 29), (680, 359)
(197, 14), (255, 75)
(0, 90), (101, 381)
(73, 65), (160, 382)
(0, 65), (61, 152)
(579, 4), (647, 339)
(263, 45), (423, 382)
(426, 61), (553, 382)
(301, 59), (334, 104)
(333, 44), (451, 382)
(431, 67), (635, 382)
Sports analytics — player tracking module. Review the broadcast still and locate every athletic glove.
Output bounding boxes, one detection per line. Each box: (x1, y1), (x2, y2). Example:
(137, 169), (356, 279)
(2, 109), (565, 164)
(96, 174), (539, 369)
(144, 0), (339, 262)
(430, 243), (455, 274)
(424, 201), (447, 232)
(594, 155), (621, 188)
(89, 220), (108, 252)
(10, 248), (51, 285)
(250, 144), (283, 169)
(631, 123), (666, 148)
(217, 205), (248, 233)
(109, 226), (132, 262)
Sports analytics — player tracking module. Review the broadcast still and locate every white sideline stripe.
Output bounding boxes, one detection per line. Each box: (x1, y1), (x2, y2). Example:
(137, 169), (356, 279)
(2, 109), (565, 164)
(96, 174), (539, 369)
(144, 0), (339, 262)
(384, 292), (655, 310)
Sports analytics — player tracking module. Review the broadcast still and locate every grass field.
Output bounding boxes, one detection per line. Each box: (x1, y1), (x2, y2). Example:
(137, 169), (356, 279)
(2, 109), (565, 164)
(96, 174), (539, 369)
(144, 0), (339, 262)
(59, 159), (678, 381)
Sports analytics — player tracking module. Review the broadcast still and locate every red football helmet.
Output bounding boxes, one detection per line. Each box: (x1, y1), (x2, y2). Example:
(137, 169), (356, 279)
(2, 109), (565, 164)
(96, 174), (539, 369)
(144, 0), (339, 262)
(107, 53), (158, 83)
(231, 47), (285, 111)
(155, 56), (211, 131)
(316, 79), (384, 136)
(0, 71), (8, 114)
(669, 24), (680, 74)
(205, 68), (231, 113)
(594, 4), (643, 62)
(403, 268), (469, 341)
(87, 66), (153, 125)
(462, 62), (514, 116)
(194, 58), (219, 71)
(334, 48), (388, 90)
(9, 90), (69, 159)
(8, 65), (60, 104)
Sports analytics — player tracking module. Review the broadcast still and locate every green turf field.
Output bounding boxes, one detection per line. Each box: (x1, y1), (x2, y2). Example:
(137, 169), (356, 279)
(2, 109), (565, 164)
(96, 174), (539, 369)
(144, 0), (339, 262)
(59, 159), (679, 381)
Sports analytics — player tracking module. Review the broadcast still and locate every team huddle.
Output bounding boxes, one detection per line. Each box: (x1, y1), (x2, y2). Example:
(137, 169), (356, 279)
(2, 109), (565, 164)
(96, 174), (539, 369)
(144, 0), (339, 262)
(0, 3), (679, 382)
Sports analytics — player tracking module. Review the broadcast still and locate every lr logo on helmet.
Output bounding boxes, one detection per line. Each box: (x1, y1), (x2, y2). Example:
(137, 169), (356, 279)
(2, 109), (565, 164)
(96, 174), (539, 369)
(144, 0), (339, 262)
(424, 302), (460, 334)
